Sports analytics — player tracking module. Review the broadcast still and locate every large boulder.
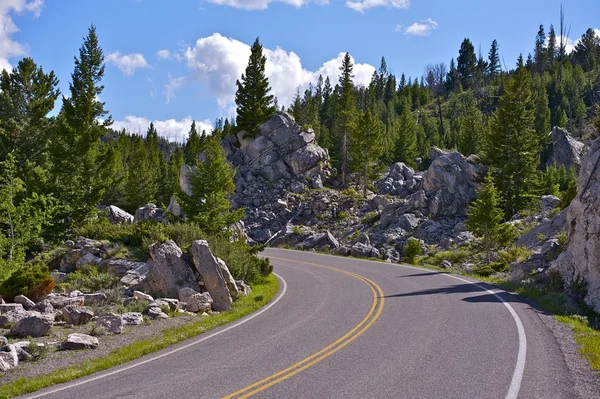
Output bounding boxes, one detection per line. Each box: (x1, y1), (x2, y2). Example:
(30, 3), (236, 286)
(62, 305), (94, 325)
(545, 127), (585, 171)
(422, 148), (485, 217)
(178, 287), (213, 313)
(376, 163), (420, 197)
(0, 304), (28, 328)
(143, 241), (201, 299)
(106, 205), (134, 224)
(134, 203), (166, 223)
(190, 240), (233, 311)
(553, 138), (600, 312)
(61, 333), (98, 350)
(10, 312), (53, 337)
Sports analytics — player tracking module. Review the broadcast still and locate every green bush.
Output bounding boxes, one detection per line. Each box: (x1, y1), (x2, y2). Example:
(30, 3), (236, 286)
(497, 245), (532, 265)
(473, 261), (507, 276)
(57, 265), (117, 293)
(292, 225), (304, 235)
(429, 249), (470, 265)
(337, 211), (349, 221)
(207, 236), (272, 283)
(403, 238), (422, 264)
(361, 211), (380, 225)
(0, 264), (55, 301)
(557, 230), (568, 246)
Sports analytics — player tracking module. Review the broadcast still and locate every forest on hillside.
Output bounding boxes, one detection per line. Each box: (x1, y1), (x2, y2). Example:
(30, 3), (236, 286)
(1, 13), (600, 280)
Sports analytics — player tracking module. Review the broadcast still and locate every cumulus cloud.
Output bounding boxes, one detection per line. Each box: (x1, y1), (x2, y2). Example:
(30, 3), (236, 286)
(106, 51), (150, 76)
(112, 116), (213, 143)
(346, 0), (410, 13)
(202, 0), (328, 10)
(184, 33), (375, 109)
(156, 49), (171, 60)
(401, 18), (438, 36)
(163, 74), (185, 103)
(0, 0), (44, 72)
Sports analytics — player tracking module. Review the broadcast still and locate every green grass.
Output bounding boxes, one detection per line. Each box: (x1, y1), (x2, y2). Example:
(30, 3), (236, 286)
(556, 315), (600, 371)
(0, 274), (279, 399)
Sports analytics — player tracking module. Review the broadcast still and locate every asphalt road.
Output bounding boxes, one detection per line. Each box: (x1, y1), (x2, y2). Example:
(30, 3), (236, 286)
(23, 249), (579, 399)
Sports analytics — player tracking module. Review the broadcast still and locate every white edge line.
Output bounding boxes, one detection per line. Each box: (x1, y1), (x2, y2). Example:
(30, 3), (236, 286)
(25, 273), (288, 399)
(266, 249), (527, 399)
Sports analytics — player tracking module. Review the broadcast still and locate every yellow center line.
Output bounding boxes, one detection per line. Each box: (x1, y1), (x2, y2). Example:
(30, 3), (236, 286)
(222, 256), (385, 399)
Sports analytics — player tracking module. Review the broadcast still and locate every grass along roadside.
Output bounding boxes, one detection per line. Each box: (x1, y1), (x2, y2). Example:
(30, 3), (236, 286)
(0, 274), (279, 399)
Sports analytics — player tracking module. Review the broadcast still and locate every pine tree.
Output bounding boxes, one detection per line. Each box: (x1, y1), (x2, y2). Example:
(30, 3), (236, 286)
(485, 61), (539, 217)
(533, 24), (547, 74)
(446, 58), (461, 93)
(0, 58), (60, 167)
(594, 106), (600, 138)
(533, 77), (551, 153)
(466, 173), (504, 263)
(457, 102), (485, 156)
(457, 38), (477, 90)
(350, 108), (384, 197)
(49, 25), (114, 224)
(547, 25), (557, 69)
(145, 122), (160, 169)
(487, 39), (500, 79)
(124, 136), (158, 212)
(334, 53), (358, 186)
(235, 37), (276, 137)
(394, 104), (418, 167)
(175, 136), (244, 234)
(184, 121), (202, 165)
(572, 28), (600, 72)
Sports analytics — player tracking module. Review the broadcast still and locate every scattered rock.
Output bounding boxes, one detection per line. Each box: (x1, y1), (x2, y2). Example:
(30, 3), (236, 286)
(0, 304), (28, 328)
(121, 312), (143, 326)
(96, 313), (123, 334)
(134, 203), (166, 223)
(62, 305), (94, 326)
(440, 260), (452, 269)
(46, 294), (84, 309)
(0, 345), (19, 370)
(236, 281), (251, 296)
(10, 312), (53, 337)
(179, 287), (213, 313)
(13, 295), (35, 311)
(50, 270), (67, 284)
(34, 299), (54, 314)
(545, 127), (585, 170)
(145, 307), (169, 320)
(106, 205), (134, 224)
(83, 293), (108, 306)
(540, 195), (561, 213)
(133, 291), (154, 302)
(191, 240), (233, 312)
(60, 333), (99, 350)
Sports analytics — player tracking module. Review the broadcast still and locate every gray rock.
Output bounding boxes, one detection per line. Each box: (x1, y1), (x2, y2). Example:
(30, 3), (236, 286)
(99, 259), (148, 278)
(440, 260), (452, 269)
(47, 295), (84, 309)
(146, 307), (169, 320)
(545, 127), (585, 170)
(120, 263), (150, 288)
(62, 305), (94, 326)
(133, 291), (154, 302)
(96, 313), (123, 334)
(35, 299), (54, 314)
(178, 287), (213, 313)
(134, 203), (166, 223)
(14, 295), (36, 311)
(351, 242), (375, 259)
(384, 249), (400, 263)
(516, 209), (567, 248)
(397, 213), (421, 231)
(301, 231), (340, 250)
(0, 345), (18, 370)
(143, 241), (201, 299)
(10, 312), (53, 337)
(236, 280), (252, 296)
(106, 205), (134, 224)
(61, 333), (99, 350)
(0, 304), (28, 328)
(553, 138), (600, 312)
(290, 181), (306, 194)
(157, 298), (179, 311)
(191, 240), (232, 312)
(540, 195), (561, 213)
(50, 270), (67, 284)
(0, 336), (7, 346)
(121, 312), (143, 326)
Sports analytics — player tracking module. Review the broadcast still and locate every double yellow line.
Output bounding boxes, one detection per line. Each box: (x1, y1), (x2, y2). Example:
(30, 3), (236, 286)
(223, 257), (385, 399)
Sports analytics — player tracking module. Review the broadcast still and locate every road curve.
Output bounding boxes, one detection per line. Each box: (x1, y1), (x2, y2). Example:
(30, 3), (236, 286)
(23, 249), (578, 399)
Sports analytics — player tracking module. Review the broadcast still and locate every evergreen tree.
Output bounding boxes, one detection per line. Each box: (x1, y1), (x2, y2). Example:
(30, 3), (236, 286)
(466, 173), (504, 263)
(350, 108), (384, 197)
(446, 58), (461, 93)
(457, 102), (485, 156)
(124, 136), (158, 211)
(487, 40), (500, 78)
(457, 38), (477, 90)
(184, 121), (202, 165)
(175, 136), (243, 234)
(235, 37), (276, 137)
(49, 25), (114, 224)
(533, 77), (551, 153)
(485, 61), (539, 217)
(572, 28), (600, 72)
(394, 104), (418, 167)
(0, 58), (60, 167)
(334, 53), (358, 186)
(547, 25), (557, 69)
(145, 122), (160, 169)
(595, 106), (600, 138)
(533, 24), (547, 74)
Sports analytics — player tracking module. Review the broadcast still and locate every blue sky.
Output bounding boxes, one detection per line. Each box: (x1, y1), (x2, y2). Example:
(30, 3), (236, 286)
(2, 0), (599, 141)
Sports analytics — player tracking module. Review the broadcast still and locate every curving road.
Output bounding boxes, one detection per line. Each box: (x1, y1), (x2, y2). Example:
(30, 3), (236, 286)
(24, 249), (579, 399)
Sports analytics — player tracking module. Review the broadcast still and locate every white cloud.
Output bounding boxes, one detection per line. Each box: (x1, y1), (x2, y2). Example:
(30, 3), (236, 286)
(0, 0), (44, 72)
(112, 116), (213, 143)
(156, 49), (171, 60)
(346, 0), (409, 13)
(402, 18), (438, 36)
(106, 51), (150, 76)
(163, 74), (185, 103)
(184, 33), (375, 109)
(202, 0), (328, 10)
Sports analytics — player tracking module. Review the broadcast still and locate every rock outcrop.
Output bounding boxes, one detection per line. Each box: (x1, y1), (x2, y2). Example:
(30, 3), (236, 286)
(545, 127), (585, 170)
(143, 241), (201, 298)
(105, 205), (134, 224)
(553, 138), (600, 312)
(191, 240), (233, 311)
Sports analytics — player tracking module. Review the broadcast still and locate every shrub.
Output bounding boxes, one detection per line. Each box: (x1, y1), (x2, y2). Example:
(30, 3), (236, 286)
(0, 264), (54, 301)
(557, 230), (568, 246)
(497, 223), (518, 247)
(361, 211), (380, 225)
(429, 249), (470, 265)
(497, 245), (532, 265)
(474, 261), (507, 277)
(342, 187), (360, 198)
(292, 225), (304, 235)
(207, 235), (272, 283)
(403, 238), (422, 264)
(337, 211), (349, 221)
(58, 265), (117, 293)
